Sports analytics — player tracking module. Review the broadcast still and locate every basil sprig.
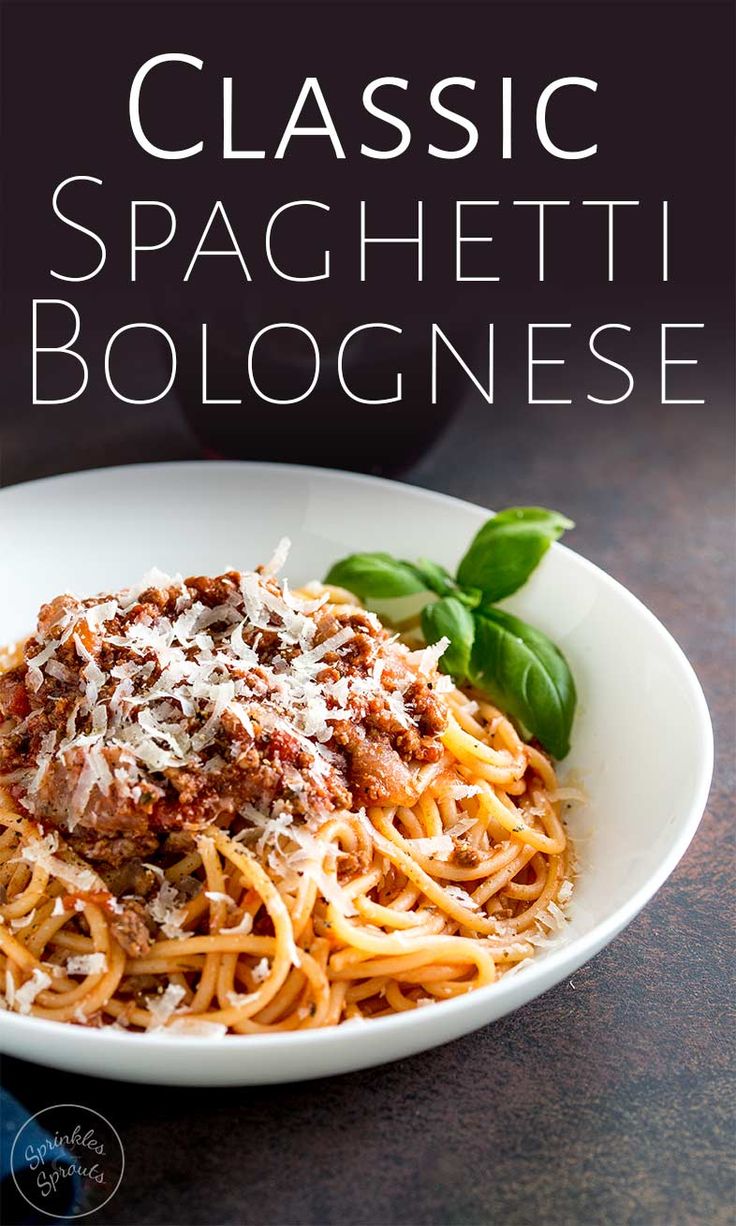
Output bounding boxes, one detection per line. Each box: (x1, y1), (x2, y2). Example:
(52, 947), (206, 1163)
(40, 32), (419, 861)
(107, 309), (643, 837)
(457, 507), (573, 602)
(324, 506), (576, 759)
(469, 609), (575, 760)
(421, 597), (475, 680)
(325, 553), (427, 600)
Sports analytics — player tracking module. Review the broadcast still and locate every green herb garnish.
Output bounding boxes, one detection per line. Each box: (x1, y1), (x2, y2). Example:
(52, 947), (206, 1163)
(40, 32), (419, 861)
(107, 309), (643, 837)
(324, 506), (576, 759)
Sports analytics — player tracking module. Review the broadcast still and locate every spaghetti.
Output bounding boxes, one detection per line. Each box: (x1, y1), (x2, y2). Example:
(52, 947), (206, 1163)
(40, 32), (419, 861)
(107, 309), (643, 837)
(0, 557), (574, 1034)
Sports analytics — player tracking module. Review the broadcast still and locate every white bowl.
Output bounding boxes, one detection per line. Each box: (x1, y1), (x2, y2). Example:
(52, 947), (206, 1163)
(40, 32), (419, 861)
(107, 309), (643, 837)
(0, 462), (713, 1085)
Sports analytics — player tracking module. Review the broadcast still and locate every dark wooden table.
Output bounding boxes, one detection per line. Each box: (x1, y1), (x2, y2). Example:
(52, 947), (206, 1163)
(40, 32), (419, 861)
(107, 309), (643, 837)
(1, 368), (734, 1225)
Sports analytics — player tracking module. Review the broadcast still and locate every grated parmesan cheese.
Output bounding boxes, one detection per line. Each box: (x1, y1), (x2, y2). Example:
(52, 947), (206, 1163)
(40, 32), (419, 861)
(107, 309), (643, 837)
(538, 900), (568, 932)
(251, 958), (270, 983)
(448, 781), (481, 801)
(407, 835), (454, 858)
(66, 953), (108, 976)
(444, 884), (480, 910)
(226, 990), (257, 1007)
(220, 911), (253, 935)
(262, 536), (291, 576)
(558, 879), (574, 904)
(411, 637), (450, 677)
(20, 833), (99, 893)
(204, 891), (236, 907)
(12, 968), (52, 1014)
(146, 983), (186, 1027)
(165, 1019), (228, 1038)
(144, 866), (189, 939)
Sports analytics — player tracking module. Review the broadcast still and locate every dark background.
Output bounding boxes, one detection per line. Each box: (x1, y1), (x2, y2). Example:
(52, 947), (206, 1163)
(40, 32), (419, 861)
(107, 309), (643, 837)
(1, 2), (734, 1224)
(2, 0), (733, 478)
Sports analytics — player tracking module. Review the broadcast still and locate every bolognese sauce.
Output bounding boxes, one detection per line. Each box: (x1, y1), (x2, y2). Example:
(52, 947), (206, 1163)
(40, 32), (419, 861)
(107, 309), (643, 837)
(0, 561), (446, 872)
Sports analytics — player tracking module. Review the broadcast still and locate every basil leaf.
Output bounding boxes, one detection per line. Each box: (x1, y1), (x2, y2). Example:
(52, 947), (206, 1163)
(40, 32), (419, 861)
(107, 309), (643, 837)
(324, 553), (427, 600)
(421, 597), (476, 680)
(457, 507), (574, 603)
(405, 558), (456, 597)
(469, 608), (576, 759)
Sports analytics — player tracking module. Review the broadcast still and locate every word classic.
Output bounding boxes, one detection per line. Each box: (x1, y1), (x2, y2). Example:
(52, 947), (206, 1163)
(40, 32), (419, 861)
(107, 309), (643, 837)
(30, 54), (705, 409)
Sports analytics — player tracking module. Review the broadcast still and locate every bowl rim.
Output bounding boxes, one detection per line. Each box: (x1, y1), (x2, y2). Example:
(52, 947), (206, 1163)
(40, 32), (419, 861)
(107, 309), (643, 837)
(0, 460), (715, 1052)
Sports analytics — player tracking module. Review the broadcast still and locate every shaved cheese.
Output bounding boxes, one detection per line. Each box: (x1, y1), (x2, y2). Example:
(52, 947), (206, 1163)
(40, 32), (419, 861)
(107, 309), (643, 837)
(26, 639), (60, 670)
(301, 625), (355, 666)
(136, 707), (191, 762)
(68, 752), (101, 829)
(165, 1019), (228, 1038)
(329, 676), (350, 707)
(407, 835), (454, 857)
(263, 536), (291, 576)
(66, 953), (107, 976)
(226, 990), (257, 1006)
(298, 856), (358, 916)
(443, 884), (480, 910)
(193, 603), (239, 633)
(411, 637), (450, 677)
(558, 880), (574, 904)
(73, 631), (94, 664)
(266, 816), (358, 918)
(446, 816), (478, 838)
(20, 833), (99, 892)
(84, 599), (119, 631)
(229, 620), (258, 665)
(81, 656), (106, 709)
(13, 968), (52, 1014)
(204, 891), (235, 907)
(251, 957), (270, 983)
(448, 781), (481, 800)
(28, 731), (57, 795)
(145, 867), (188, 938)
(26, 639), (60, 690)
(191, 681), (235, 752)
(118, 568), (176, 608)
(9, 910), (36, 931)
(243, 806), (294, 857)
(220, 911), (253, 935)
(147, 983), (186, 1027)
(538, 900), (568, 931)
(59, 700), (80, 750)
(385, 687), (416, 730)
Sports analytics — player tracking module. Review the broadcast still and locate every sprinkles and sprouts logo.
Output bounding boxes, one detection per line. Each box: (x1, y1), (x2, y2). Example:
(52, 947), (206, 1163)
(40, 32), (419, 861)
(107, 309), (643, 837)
(10, 1104), (125, 1219)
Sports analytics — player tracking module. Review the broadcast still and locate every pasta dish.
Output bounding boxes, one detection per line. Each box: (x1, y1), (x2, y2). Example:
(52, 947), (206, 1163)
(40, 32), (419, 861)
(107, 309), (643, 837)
(0, 545), (575, 1034)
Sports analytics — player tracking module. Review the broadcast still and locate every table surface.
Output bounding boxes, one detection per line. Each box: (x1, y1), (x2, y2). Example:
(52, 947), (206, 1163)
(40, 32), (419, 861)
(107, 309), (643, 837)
(0, 373), (734, 1226)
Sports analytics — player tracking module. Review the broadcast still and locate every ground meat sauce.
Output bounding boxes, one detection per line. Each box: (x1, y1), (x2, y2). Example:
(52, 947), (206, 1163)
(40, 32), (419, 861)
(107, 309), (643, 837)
(0, 564), (447, 870)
